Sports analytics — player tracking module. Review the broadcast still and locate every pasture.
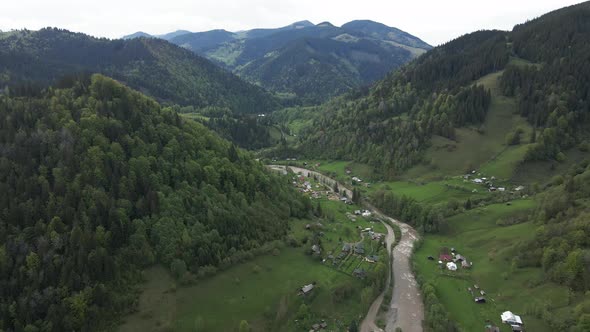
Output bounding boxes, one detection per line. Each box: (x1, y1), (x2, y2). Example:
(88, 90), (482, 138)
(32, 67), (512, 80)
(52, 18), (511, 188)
(413, 200), (575, 332)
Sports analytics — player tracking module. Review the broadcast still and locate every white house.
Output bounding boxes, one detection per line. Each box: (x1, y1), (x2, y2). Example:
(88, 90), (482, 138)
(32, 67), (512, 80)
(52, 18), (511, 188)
(501, 311), (523, 326)
(446, 262), (458, 271)
(473, 178), (483, 184)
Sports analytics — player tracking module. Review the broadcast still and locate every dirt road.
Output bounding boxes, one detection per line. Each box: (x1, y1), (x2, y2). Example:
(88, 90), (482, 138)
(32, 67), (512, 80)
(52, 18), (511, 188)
(359, 221), (395, 332)
(267, 165), (424, 332)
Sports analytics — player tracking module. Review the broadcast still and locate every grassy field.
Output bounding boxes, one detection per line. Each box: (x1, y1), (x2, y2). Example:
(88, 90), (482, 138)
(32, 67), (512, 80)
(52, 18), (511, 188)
(119, 175), (385, 332)
(408, 70), (532, 181)
(413, 200), (576, 332)
(119, 248), (363, 332)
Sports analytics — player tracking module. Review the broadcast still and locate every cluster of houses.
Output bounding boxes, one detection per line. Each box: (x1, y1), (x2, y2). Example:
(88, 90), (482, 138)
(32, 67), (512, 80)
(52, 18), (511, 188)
(465, 172), (525, 193)
(354, 209), (372, 217)
(434, 247), (472, 270)
(309, 321), (328, 332)
(292, 175), (336, 200)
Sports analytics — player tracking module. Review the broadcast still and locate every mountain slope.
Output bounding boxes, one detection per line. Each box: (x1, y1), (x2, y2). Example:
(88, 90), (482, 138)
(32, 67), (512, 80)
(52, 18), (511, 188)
(170, 29), (236, 52)
(155, 21), (431, 103)
(0, 28), (279, 113)
(0, 74), (308, 331)
(296, 2), (590, 178)
(342, 20), (431, 51)
(122, 31), (152, 39)
(237, 36), (414, 103)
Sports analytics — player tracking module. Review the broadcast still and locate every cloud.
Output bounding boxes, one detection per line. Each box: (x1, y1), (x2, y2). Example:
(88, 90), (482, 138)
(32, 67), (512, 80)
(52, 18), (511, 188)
(0, 0), (583, 45)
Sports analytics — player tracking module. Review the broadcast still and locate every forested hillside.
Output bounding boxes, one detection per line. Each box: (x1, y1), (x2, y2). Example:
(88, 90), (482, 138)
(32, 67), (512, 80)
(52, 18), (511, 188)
(153, 21), (431, 104)
(296, 30), (499, 177)
(0, 28), (279, 113)
(0, 74), (308, 331)
(295, 2), (590, 178)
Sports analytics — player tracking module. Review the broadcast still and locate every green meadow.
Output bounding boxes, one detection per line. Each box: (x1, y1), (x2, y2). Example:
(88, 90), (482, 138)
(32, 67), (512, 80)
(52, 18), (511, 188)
(119, 176), (385, 332)
(413, 200), (576, 332)
(119, 248), (363, 332)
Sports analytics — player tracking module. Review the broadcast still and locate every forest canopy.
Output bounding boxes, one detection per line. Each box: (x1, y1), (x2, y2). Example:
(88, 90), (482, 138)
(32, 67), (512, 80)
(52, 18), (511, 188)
(0, 74), (308, 331)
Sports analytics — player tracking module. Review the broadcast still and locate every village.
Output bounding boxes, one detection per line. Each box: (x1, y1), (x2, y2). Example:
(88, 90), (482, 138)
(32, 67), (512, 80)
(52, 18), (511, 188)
(464, 170), (526, 194)
(427, 246), (526, 332)
(282, 167), (388, 332)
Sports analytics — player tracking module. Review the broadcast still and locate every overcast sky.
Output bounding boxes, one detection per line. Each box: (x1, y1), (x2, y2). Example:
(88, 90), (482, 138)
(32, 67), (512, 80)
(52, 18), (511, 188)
(0, 0), (583, 45)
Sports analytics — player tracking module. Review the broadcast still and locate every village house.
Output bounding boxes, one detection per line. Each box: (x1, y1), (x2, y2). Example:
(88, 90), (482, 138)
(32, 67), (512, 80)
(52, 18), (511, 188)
(439, 253), (453, 261)
(300, 283), (314, 295)
(365, 255), (379, 263)
(311, 244), (321, 255)
(501, 311), (524, 330)
(354, 243), (365, 255)
(353, 268), (367, 278)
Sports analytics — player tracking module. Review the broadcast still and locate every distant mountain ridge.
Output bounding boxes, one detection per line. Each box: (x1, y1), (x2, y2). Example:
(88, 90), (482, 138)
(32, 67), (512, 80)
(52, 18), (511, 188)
(122, 20), (431, 104)
(0, 28), (279, 113)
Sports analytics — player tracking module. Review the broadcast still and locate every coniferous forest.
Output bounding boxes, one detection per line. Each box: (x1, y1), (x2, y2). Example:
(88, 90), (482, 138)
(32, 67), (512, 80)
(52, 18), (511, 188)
(2, 2), (590, 332)
(0, 75), (308, 331)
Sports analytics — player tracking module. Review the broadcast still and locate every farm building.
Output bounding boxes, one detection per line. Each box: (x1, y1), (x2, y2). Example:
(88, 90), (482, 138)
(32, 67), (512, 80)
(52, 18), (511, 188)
(501, 311), (524, 327)
(365, 255), (379, 263)
(353, 268), (367, 278)
(439, 254), (453, 261)
(300, 284), (314, 295)
(446, 262), (458, 271)
(311, 245), (321, 255)
(354, 243), (365, 255)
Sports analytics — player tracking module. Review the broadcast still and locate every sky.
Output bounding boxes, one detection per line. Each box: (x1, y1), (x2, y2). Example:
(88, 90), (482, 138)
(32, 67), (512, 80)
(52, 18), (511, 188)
(0, 0), (583, 45)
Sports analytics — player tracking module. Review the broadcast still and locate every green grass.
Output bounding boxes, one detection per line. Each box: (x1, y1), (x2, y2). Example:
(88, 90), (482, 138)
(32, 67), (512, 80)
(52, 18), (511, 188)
(413, 199), (575, 332)
(479, 145), (531, 180)
(119, 248), (364, 332)
(512, 148), (590, 185)
(403, 70), (532, 182)
(119, 175), (385, 332)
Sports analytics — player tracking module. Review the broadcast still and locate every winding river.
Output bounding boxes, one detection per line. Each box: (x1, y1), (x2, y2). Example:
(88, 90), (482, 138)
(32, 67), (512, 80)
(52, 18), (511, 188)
(267, 165), (424, 332)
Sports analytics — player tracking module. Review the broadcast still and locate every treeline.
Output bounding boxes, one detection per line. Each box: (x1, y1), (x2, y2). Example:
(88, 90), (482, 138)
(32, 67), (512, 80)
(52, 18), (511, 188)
(499, 2), (590, 161)
(512, 161), (590, 329)
(291, 28), (502, 176)
(0, 28), (279, 114)
(0, 75), (308, 331)
(370, 190), (446, 233)
(299, 81), (491, 177)
(386, 29), (508, 92)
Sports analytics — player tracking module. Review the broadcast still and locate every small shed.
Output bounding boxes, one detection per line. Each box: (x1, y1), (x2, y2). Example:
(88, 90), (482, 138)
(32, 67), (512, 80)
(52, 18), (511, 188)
(446, 262), (458, 271)
(353, 268), (367, 278)
(300, 284), (314, 295)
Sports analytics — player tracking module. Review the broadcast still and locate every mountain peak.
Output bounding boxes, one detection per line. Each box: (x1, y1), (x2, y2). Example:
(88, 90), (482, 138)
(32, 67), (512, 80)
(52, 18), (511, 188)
(291, 20), (315, 28)
(317, 21), (335, 28)
(122, 31), (153, 40)
(342, 20), (432, 49)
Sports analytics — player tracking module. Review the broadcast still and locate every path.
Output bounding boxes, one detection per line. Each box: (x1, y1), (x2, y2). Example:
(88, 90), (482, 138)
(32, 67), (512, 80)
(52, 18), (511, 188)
(267, 165), (424, 332)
